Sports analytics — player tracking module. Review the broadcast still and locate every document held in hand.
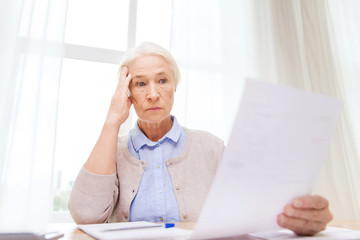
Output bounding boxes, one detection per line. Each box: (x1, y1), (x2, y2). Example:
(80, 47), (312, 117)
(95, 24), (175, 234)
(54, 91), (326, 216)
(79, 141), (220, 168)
(191, 79), (343, 239)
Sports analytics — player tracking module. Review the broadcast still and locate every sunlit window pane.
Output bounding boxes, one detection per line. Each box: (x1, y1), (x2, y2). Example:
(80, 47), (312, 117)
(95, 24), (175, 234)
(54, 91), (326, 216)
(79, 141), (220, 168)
(53, 59), (118, 211)
(172, 70), (227, 141)
(64, 0), (129, 50)
(136, 0), (172, 50)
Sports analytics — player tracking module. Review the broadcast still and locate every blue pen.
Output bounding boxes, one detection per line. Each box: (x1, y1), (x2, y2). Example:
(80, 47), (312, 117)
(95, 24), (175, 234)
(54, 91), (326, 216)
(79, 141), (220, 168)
(163, 223), (175, 228)
(102, 223), (175, 232)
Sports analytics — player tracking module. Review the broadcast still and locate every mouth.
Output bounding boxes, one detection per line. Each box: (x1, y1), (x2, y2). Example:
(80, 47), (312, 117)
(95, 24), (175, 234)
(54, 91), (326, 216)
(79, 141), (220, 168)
(146, 107), (162, 111)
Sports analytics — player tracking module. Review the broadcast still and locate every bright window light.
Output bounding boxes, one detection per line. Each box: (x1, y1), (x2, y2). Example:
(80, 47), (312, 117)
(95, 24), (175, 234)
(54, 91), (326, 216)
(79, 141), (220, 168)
(135, 0), (172, 50)
(64, 0), (129, 50)
(53, 59), (118, 212)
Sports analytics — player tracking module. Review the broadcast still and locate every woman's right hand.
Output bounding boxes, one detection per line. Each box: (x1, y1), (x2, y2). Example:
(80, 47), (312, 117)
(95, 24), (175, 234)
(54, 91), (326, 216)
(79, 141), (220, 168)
(84, 66), (132, 174)
(106, 66), (132, 126)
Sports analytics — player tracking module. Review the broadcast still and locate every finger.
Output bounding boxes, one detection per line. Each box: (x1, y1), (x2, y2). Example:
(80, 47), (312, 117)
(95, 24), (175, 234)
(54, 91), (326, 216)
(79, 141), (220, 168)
(292, 195), (329, 210)
(125, 72), (132, 87)
(283, 204), (333, 223)
(277, 214), (326, 236)
(117, 66), (130, 90)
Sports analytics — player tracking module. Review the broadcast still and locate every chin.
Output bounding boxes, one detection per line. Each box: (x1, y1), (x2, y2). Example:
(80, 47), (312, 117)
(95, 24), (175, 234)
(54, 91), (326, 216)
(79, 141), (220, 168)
(139, 113), (170, 124)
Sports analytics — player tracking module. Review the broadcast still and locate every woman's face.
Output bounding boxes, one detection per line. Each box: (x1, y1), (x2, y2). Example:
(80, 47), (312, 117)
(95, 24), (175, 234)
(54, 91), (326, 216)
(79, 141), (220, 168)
(128, 54), (176, 124)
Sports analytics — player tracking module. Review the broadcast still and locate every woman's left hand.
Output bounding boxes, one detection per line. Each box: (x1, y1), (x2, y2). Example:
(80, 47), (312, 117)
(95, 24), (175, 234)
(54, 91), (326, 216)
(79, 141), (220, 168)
(277, 195), (333, 236)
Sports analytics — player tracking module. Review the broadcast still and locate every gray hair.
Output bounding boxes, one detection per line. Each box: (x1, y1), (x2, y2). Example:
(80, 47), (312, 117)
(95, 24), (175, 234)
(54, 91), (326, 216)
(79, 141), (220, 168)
(119, 42), (180, 87)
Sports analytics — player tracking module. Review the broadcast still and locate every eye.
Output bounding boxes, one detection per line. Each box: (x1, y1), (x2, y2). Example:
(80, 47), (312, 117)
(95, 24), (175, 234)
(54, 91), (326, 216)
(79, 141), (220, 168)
(137, 82), (146, 87)
(159, 79), (167, 84)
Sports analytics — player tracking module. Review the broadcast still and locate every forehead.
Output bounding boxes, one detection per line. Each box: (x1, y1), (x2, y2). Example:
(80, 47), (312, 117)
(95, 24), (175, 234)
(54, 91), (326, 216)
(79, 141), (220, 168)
(128, 54), (173, 77)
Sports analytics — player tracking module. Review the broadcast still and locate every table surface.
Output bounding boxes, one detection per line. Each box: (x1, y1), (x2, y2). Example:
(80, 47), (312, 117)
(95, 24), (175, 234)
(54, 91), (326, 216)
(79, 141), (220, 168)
(48, 219), (360, 240)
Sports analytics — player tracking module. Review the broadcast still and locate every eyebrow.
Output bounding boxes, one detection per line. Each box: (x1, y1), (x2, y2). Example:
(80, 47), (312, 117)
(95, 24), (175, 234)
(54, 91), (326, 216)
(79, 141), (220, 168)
(133, 71), (169, 80)
(133, 75), (145, 80)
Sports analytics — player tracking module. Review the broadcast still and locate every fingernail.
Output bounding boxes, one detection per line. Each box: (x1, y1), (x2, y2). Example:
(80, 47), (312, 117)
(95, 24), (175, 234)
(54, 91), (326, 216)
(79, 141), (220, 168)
(294, 199), (303, 208)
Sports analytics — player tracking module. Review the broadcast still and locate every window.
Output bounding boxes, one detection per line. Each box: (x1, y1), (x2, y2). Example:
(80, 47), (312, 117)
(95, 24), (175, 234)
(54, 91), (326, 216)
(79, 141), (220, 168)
(64, 0), (130, 51)
(51, 0), (172, 222)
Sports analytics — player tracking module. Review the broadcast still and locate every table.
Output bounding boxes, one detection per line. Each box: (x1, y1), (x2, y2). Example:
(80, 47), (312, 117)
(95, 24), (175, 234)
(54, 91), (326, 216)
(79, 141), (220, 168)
(48, 220), (360, 240)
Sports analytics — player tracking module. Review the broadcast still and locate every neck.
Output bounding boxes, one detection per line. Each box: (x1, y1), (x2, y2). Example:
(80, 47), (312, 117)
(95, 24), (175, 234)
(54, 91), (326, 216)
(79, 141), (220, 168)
(138, 116), (173, 142)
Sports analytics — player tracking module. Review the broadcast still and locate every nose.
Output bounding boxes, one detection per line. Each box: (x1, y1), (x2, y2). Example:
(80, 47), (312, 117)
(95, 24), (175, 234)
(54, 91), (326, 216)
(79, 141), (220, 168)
(146, 82), (160, 101)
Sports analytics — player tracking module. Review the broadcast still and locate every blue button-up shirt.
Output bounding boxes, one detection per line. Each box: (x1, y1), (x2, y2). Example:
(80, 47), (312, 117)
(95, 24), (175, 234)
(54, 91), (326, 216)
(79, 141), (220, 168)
(127, 116), (186, 222)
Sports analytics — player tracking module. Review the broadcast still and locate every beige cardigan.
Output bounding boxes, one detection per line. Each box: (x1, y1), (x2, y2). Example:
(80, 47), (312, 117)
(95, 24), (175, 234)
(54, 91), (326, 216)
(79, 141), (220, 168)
(69, 128), (224, 224)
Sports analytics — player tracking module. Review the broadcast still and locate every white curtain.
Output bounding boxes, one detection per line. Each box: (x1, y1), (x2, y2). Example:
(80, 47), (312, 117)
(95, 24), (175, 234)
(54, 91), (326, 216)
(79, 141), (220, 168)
(171, 0), (360, 219)
(249, 0), (360, 219)
(0, 0), (67, 230)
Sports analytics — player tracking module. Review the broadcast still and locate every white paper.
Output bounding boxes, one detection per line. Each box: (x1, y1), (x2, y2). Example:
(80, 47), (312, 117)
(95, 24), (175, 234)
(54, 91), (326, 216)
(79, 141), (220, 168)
(79, 221), (192, 240)
(250, 227), (360, 239)
(191, 79), (342, 239)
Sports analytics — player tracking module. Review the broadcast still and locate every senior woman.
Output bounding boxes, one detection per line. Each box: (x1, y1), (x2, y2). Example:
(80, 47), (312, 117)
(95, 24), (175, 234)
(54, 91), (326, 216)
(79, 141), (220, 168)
(69, 42), (332, 236)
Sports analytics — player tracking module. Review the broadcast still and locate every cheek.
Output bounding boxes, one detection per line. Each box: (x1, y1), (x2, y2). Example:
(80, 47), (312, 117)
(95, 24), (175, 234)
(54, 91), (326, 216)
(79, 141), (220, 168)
(130, 93), (146, 106)
(165, 90), (175, 106)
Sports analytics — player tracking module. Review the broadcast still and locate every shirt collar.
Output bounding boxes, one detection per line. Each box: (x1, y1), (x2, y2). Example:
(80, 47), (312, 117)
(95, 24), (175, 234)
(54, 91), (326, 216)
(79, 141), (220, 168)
(130, 116), (182, 151)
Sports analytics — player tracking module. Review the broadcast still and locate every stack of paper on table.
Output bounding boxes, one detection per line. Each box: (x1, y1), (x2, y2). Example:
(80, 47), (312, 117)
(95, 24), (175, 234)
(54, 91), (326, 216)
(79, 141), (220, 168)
(78, 221), (192, 240)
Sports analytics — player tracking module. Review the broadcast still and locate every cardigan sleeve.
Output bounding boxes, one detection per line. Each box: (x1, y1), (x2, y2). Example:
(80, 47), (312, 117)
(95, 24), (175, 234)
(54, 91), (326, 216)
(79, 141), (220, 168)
(68, 167), (119, 224)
